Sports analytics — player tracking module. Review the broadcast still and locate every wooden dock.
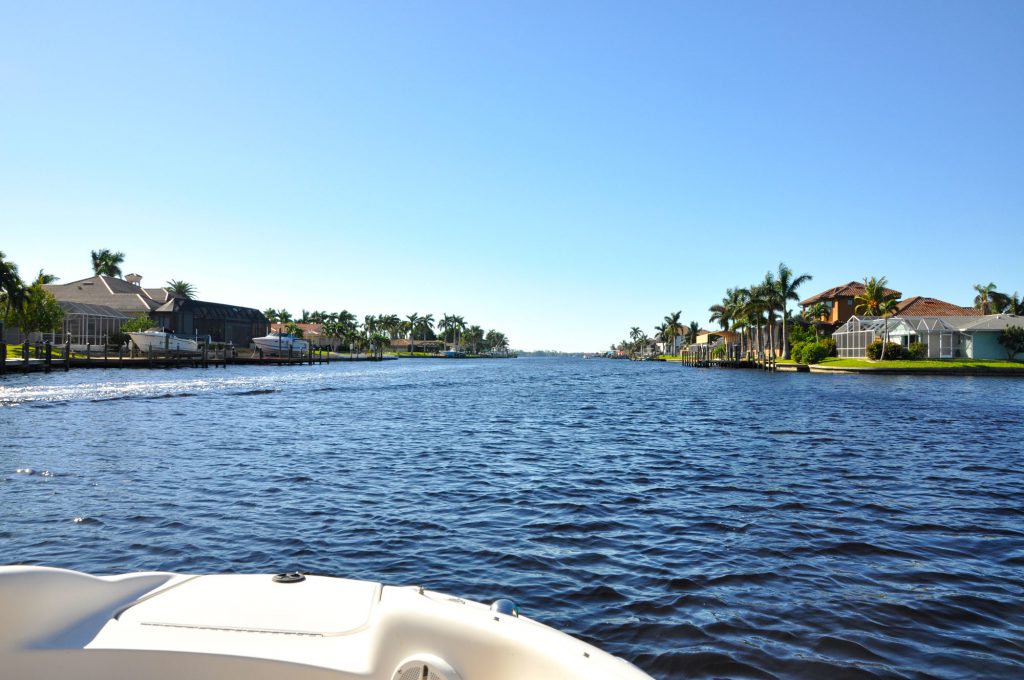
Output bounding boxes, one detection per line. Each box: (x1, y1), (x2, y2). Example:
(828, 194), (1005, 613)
(1, 341), (397, 376)
(678, 351), (781, 372)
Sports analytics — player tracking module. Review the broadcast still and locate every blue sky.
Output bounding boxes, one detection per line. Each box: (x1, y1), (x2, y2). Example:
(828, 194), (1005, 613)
(2, 2), (1021, 350)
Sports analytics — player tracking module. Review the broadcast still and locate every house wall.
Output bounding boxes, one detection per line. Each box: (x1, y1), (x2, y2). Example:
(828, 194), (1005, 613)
(968, 332), (1024, 360)
(831, 297), (857, 324)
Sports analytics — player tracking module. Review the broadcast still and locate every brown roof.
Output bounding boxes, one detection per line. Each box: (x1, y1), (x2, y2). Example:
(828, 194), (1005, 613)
(895, 296), (980, 317)
(390, 339), (444, 347)
(801, 281), (902, 306)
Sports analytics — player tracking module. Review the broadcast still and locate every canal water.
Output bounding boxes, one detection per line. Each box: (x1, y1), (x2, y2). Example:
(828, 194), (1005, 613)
(1, 358), (1022, 678)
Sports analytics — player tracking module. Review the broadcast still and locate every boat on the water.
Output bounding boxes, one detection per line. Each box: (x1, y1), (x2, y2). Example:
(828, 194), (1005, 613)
(253, 331), (309, 355)
(0, 566), (652, 679)
(127, 329), (200, 354)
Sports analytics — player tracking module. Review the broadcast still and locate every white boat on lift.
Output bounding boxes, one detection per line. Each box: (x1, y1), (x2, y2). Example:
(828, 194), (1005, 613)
(0, 566), (652, 680)
(127, 328), (200, 354)
(253, 331), (309, 355)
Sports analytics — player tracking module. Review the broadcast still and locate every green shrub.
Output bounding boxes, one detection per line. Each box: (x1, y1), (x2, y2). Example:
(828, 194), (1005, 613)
(819, 337), (837, 357)
(907, 342), (927, 360)
(998, 325), (1024, 360)
(789, 323), (816, 346)
(791, 341), (807, 364)
(866, 339), (905, 360)
(803, 342), (831, 364)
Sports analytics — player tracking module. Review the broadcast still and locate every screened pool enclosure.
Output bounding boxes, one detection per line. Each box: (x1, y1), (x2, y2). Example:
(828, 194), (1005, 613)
(833, 316), (959, 359)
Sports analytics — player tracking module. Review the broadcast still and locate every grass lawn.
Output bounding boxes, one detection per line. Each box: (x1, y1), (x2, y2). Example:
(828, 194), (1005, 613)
(814, 357), (1024, 370)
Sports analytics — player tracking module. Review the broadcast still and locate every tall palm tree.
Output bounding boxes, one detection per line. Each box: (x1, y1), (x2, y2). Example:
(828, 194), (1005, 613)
(416, 313), (435, 349)
(775, 262), (813, 359)
(90, 249), (125, 277)
(628, 326), (642, 357)
(973, 282), (1009, 315)
(687, 320), (699, 344)
(854, 276), (896, 317)
(755, 272), (783, 359)
(0, 252), (27, 340)
(663, 310), (683, 354)
(1005, 292), (1024, 316)
(465, 325), (484, 354)
(878, 297), (898, 360)
(262, 308), (279, 323)
(405, 313), (420, 353)
(166, 280), (197, 299)
(278, 309), (293, 324)
(0, 252), (26, 309)
(743, 282), (771, 359)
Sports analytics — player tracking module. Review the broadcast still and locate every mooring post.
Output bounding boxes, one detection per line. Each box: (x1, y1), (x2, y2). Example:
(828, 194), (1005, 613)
(118, 344), (124, 368)
(65, 338), (71, 371)
(44, 341), (52, 373)
(0, 342), (6, 376)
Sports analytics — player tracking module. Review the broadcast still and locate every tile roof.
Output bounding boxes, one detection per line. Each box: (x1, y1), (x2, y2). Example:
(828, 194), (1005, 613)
(895, 296), (980, 317)
(800, 281), (902, 306)
(957, 314), (1024, 331)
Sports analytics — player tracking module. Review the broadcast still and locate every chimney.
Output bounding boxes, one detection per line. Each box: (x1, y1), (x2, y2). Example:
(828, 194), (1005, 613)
(125, 273), (142, 286)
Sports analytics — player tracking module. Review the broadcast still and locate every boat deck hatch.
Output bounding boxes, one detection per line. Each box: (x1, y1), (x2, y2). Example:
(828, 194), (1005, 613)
(117, 574), (381, 636)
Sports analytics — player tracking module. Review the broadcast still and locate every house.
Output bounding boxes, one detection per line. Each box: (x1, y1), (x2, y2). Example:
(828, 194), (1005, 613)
(1, 301), (130, 347)
(800, 281), (902, 325)
(151, 297), (268, 347)
(390, 339), (445, 353)
(832, 314), (1023, 360)
(695, 329), (739, 346)
(46, 275), (268, 346)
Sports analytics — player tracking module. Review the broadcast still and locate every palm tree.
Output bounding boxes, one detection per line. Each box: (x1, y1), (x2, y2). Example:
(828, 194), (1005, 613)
(263, 308), (280, 323)
(90, 249), (125, 277)
(405, 313), (420, 353)
(753, 273), (782, 359)
(380, 314), (402, 340)
(1005, 292), (1024, 316)
(775, 262), (812, 359)
(854, 276), (896, 317)
(453, 315), (466, 349)
(416, 313), (435, 351)
(278, 309), (293, 324)
(974, 283), (1010, 315)
(0, 252), (27, 340)
(0, 252), (26, 309)
(465, 325), (484, 354)
(35, 270), (59, 285)
(166, 280), (197, 299)
(802, 302), (829, 339)
(628, 326), (642, 357)
(687, 320), (699, 345)
(973, 282), (997, 315)
(878, 297), (898, 360)
(662, 311), (683, 355)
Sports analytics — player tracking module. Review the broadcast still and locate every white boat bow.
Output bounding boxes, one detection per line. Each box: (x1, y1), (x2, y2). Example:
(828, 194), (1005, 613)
(0, 566), (653, 679)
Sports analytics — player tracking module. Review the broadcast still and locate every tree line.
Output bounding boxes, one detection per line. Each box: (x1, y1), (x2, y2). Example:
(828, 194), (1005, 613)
(262, 308), (510, 355)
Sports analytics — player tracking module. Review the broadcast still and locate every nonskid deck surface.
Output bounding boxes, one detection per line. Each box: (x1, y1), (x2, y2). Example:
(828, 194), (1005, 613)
(0, 566), (653, 680)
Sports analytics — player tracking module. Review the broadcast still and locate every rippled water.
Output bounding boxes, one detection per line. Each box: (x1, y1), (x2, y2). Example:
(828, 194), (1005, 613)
(2, 358), (1023, 678)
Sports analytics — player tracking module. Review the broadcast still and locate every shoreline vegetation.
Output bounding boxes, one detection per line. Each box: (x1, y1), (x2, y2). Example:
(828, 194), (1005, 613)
(607, 262), (1023, 373)
(0, 250), (515, 360)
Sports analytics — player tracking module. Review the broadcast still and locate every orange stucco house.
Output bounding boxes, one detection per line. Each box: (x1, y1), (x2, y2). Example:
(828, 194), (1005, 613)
(800, 281), (902, 325)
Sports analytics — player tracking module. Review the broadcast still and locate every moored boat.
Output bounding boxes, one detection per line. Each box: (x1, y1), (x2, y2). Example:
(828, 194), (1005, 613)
(0, 566), (652, 679)
(127, 329), (200, 354)
(253, 331), (309, 355)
